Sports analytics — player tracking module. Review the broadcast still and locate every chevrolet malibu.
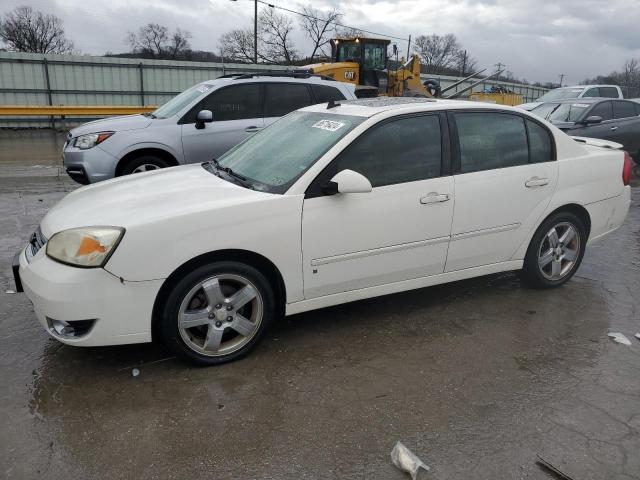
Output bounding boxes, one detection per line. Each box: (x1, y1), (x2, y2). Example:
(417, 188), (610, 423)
(14, 98), (632, 365)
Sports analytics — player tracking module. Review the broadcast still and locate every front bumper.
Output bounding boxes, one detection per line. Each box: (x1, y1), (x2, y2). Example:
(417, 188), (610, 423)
(63, 145), (119, 184)
(18, 247), (164, 347)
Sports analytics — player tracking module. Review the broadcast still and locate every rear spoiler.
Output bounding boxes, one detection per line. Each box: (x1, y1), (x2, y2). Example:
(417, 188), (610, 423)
(571, 136), (623, 150)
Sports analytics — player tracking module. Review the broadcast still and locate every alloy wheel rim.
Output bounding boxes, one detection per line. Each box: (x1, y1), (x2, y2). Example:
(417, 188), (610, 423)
(538, 222), (580, 281)
(177, 274), (263, 357)
(132, 163), (161, 173)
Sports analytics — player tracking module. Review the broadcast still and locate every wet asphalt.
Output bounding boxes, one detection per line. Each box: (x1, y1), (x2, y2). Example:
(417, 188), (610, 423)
(1, 130), (639, 480)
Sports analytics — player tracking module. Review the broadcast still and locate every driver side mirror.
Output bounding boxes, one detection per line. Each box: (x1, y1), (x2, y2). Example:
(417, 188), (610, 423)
(195, 110), (213, 130)
(322, 169), (373, 195)
(583, 115), (603, 125)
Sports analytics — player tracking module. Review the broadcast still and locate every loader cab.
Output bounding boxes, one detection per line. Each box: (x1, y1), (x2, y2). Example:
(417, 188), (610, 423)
(332, 38), (390, 95)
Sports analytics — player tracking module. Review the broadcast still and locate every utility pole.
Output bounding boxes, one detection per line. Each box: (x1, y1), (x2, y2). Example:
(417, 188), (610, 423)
(253, 0), (258, 64)
(495, 62), (505, 80)
(559, 73), (565, 87)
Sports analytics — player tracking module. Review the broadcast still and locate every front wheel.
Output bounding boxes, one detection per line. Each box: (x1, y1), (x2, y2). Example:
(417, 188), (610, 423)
(521, 212), (587, 288)
(159, 261), (275, 365)
(121, 155), (170, 176)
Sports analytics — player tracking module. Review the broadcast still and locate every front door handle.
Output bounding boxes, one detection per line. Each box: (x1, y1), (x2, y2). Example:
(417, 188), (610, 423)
(525, 177), (549, 188)
(610, 126), (618, 131)
(420, 192), (450, 204)
(245, 126), (261, 133)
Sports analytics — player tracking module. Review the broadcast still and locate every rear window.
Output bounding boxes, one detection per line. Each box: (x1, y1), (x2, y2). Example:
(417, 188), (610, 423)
(600, 87), (620, 98)
(613, 101), (638, 119)
(311, 84), (346, 103)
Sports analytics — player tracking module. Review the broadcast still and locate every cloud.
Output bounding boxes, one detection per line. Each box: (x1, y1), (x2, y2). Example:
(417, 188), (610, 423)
(1, 0), (639, 84)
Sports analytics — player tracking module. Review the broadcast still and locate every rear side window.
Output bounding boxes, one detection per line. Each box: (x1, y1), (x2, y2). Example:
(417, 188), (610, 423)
(311, 85), (346, 103)
(527, 120), (553, 163)
(582, 88), (600, 97)
(613, 101), (638, 119)
(335, 115), (442, 187)
(456, 112), (528, 173)
(600, 87), (619, 98)
(588, 101), (613, 120)
(182, 84), (260, 123)
(264, 83), (312, 117)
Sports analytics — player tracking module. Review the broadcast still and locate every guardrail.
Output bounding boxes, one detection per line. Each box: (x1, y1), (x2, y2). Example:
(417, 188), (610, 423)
(0, 105), (155, 116)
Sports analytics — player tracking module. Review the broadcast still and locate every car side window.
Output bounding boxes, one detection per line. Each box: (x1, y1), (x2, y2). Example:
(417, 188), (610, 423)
(583, 88), (600, 98)
(527, 120), (553, 163)
(311, 85), (347, 103)
(600, 87), (619, 98)
(334, 115), (442, 187)
(456, 112), (528, 173)
(182, 84), (261, 123)
(588, 101), (613, 120)
(264, 83), (313, 118)
(613, 101), (638, 119)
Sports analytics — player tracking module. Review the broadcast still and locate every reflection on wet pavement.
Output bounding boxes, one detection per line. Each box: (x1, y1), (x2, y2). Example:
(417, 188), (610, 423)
(1, 131), (639, 479)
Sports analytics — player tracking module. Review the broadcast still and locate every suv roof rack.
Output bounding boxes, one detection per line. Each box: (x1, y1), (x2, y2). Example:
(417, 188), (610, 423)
(228, 71), (336, 82)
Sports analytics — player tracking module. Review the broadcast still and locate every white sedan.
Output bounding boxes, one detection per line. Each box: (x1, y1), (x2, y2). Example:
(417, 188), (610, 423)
(14, 98), (632, 365)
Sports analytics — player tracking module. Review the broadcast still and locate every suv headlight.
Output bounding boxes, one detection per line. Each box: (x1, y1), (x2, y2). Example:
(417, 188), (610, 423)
(46, 227), (124, 267)
(73, 132), (114, 150)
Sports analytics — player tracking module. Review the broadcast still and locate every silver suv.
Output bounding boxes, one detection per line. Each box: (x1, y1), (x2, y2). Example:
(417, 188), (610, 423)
(63, 74), (357, 184)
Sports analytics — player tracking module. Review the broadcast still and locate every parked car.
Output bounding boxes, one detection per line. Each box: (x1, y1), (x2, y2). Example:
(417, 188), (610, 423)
(63, 73), (357, 184)
(518, 84), (623, 111)
(15, 98), (632, 365)
(529, 98), (640, 162)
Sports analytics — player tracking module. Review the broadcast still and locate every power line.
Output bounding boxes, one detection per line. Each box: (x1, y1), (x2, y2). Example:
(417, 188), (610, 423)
(254, 0), (410, 43)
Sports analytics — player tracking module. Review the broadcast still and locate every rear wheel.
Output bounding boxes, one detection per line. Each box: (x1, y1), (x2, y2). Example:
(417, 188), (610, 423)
(159, 261), (275, 365)
(521, 212), (587, 288)
(121, 155), (170, 176)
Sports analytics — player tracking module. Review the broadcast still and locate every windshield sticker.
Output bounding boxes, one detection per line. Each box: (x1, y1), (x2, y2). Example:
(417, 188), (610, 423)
(197, 84), (213, 93)
(312, 119), (346, 132)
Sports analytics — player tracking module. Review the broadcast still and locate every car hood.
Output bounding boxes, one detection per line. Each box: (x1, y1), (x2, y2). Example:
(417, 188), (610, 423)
(40, 164), (273, 236)
(516, 102), (542, 111)
(70, 114), (153, 137)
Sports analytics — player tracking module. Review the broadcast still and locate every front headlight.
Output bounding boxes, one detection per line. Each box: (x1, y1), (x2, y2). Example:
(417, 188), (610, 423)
(73, 131), (114, 150)
(46, 227), (124, 268)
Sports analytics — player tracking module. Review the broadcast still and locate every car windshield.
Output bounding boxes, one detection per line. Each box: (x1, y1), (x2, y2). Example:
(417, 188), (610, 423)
(151, 84), (211, 119)
(530, 103), (560, 119)
(536, 87), (584, 102)
(548, 103), (590, 123)
(213, 111), (365, 193)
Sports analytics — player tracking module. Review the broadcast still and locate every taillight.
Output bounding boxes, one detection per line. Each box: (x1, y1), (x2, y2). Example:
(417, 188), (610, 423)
(622, 151), (632, 186)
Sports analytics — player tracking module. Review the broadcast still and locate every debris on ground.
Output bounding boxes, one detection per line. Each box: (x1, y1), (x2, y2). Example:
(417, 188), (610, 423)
(131, 368), (140, 377)
(391, 441), (430, 480)
(5, 289), (16, 294)
(607, 332), (632, 345)
(536, 454), (576, 480)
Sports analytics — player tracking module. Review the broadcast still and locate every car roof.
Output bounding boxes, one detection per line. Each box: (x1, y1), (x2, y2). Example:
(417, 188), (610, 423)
(300, 97), (518, 117)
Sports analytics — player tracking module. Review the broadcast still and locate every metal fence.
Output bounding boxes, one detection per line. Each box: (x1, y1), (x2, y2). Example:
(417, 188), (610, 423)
(0, 51), (548, 128)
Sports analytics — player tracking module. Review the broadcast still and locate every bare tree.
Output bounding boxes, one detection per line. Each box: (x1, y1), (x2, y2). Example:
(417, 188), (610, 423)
(259, 8), (298, 63)
(299, 6), (341, 60)
(127, 23), (191, 59)
(219, 28), (255, 62)
(413, 34), (461, 73)
(0, 6), (74, 53)
(455, 49), (478, 75)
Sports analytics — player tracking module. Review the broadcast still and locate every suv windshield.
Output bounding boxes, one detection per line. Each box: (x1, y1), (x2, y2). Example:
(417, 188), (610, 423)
(548, 103), (590, 123)
(152, 84), (211, 119)
(536, 87), (584, 102)
(213, 111), (365, 193)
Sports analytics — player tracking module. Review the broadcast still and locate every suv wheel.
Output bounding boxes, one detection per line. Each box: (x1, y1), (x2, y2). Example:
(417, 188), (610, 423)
(159, 261), (275, 365)
(121, 155), (170, 176)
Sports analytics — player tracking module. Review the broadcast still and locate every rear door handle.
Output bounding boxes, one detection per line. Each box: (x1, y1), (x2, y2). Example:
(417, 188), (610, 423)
(245, 126), (261, 133)
(525, 177), (549, 188)
(420, 192), (450, 204)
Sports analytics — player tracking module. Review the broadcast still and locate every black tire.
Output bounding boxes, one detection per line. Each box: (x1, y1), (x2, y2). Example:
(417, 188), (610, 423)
(158, 261), (275, 365)
(120, 155), (170, 176)
(521, 211), (587, 288)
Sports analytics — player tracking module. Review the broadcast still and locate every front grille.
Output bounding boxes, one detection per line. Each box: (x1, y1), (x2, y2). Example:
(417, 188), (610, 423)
(25, 226), (47, 263)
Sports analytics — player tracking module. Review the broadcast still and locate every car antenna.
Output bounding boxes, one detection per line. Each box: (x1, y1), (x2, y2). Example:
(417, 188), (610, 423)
(327, 99), (340, 109)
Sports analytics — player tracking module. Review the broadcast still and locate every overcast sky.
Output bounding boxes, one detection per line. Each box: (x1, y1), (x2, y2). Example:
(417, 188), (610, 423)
(3, 0), (640, 84)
